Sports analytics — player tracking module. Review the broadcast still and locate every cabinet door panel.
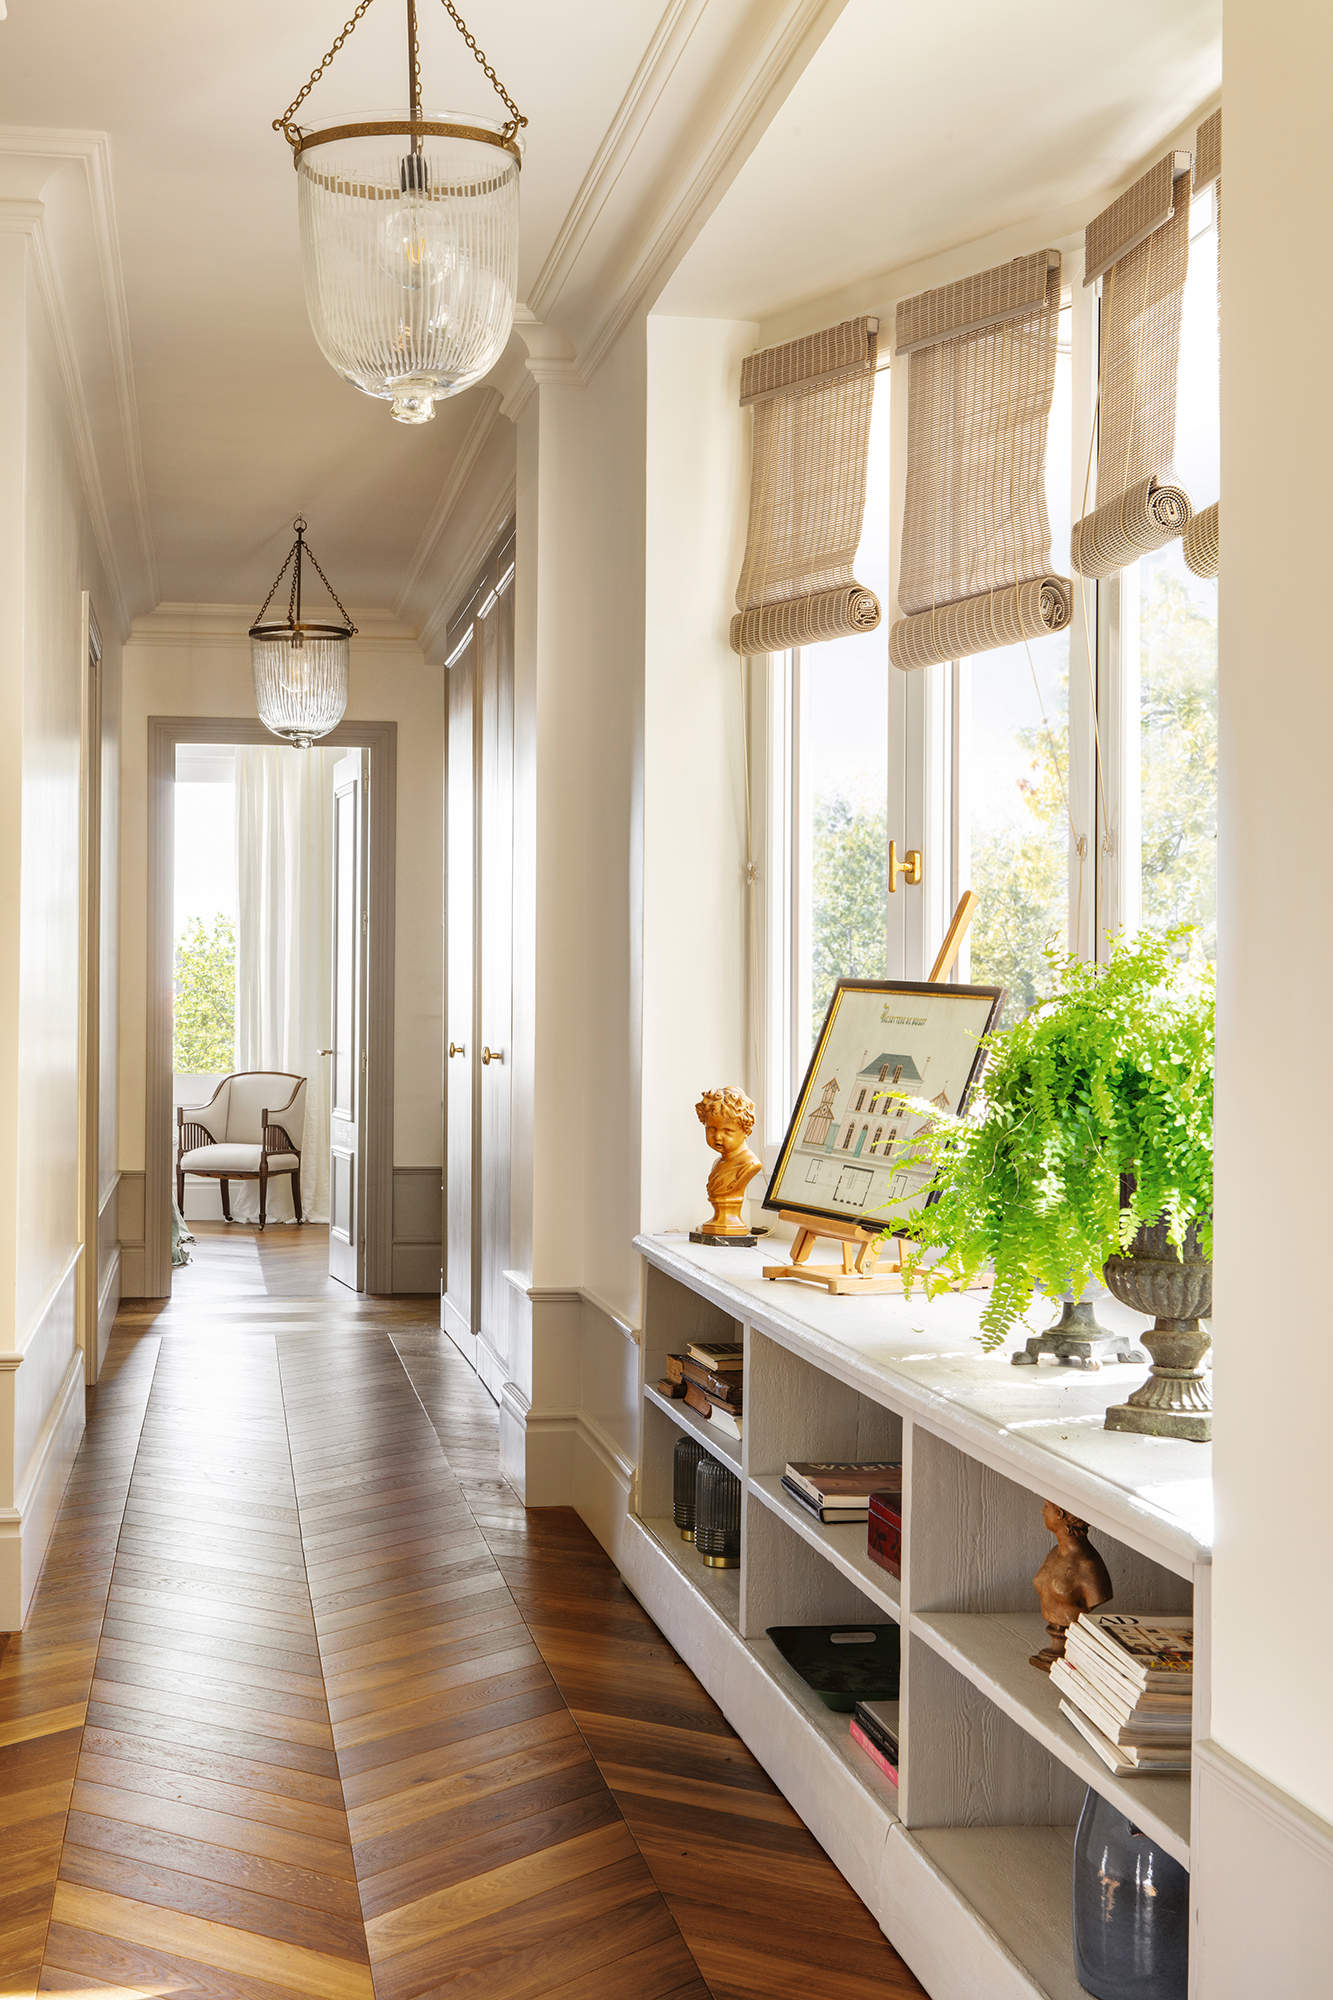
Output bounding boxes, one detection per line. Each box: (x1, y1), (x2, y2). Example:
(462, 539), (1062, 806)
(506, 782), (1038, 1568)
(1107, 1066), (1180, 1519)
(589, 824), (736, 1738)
(444, 645), (477, 1362)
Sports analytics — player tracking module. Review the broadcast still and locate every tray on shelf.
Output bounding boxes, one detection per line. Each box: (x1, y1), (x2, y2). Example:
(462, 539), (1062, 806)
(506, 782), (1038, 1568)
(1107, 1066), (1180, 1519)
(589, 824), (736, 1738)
(767, 1622), (901, 1711)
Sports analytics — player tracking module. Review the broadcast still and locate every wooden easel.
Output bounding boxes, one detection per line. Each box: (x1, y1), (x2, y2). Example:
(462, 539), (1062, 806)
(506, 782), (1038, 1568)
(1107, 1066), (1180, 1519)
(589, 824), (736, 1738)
(762, 891), (978, 1297)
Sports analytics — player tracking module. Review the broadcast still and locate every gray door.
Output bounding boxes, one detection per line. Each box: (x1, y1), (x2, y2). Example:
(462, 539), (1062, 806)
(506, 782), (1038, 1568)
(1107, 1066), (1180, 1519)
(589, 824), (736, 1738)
(444, 641), (477, 1361)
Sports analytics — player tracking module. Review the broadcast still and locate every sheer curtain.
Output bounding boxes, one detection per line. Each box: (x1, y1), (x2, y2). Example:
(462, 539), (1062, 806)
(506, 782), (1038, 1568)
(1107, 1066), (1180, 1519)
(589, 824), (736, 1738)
(233, 745), (338, 1223)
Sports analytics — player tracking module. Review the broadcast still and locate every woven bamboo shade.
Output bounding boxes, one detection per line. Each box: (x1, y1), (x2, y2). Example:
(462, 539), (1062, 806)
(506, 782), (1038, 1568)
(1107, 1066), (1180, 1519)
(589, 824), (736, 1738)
(889, 251), (1071, 673)
(1183, 110), (1221, 581)
(1071, 153), (1194, 577)
(730, 316), (881, 656)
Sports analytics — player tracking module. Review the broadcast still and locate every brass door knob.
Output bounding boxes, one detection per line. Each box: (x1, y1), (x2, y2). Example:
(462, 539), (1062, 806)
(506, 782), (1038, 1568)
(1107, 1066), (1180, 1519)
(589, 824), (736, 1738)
(481, 1045), (504, 1066)
(448, 1041), (466, 1058)
(888, 839), (923, 892)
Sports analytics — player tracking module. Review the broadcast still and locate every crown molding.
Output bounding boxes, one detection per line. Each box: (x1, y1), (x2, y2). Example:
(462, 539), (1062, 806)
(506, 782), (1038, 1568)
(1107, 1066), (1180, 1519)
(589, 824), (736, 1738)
(130, 601), (421, 652)
(393, 386), (503, 623)
(526, 0), (709, 324)
(418, 454), (517, 666)
(0, 129), (158, 626)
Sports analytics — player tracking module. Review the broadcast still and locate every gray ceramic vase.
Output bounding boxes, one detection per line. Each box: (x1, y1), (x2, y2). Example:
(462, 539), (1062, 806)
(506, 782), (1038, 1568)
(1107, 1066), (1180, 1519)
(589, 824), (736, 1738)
(1103, 1215), (1212, 1443)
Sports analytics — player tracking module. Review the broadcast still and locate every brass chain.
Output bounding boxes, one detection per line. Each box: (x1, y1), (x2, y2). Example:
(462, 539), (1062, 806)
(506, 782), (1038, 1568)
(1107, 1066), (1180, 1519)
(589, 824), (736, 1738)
(274, 0), (381, 142)
(273, 0), (526, 146)
(438, 0), (527, 138)
(253, 540), (299, 624)
(300, 537), (358, 632)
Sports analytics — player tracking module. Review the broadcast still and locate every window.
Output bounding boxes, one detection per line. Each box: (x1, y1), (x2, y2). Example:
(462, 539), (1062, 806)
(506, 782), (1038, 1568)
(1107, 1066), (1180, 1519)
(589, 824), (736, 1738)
(761, 187), (1218, 1122)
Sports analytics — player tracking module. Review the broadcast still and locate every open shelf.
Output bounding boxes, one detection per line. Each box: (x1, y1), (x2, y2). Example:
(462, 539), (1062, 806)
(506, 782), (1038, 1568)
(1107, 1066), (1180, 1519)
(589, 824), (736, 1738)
(750, 1473), (901, 1621)
(912, 1610), (1190, 1867)
(641, 1515), (740, 1627)
(643, 1381), (741, 1473)
(747, 1633), (900, 1819)
(913, 1826), (1083, 2000)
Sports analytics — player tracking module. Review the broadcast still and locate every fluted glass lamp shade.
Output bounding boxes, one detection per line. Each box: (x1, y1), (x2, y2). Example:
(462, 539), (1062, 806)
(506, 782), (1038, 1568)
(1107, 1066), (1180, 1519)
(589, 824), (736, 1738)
(296, 114), (521, 426)
(249, 518), (356, 749)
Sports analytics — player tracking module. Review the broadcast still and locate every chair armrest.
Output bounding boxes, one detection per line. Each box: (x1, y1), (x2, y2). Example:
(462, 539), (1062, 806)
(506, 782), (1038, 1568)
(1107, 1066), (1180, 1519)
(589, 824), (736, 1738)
(177, 1118), (216, 1157)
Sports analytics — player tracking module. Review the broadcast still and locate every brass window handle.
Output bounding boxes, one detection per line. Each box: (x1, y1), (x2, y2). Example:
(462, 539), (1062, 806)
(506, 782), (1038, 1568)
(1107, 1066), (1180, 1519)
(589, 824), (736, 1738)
(481, 1045), (504, 1066)
(888, 839), (923, 892)
(318, 1047), (334, 1056)
(448, 1041), (466, 1058)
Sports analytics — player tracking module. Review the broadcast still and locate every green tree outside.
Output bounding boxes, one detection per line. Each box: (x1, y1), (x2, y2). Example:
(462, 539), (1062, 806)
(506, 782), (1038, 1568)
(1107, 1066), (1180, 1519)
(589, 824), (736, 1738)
(808, 566), (1216, 1034)
(173, 914), (237, 1073)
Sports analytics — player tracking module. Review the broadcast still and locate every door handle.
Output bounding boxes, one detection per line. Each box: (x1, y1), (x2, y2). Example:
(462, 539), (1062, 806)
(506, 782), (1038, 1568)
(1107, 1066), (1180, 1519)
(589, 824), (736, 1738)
(317, 1048), (334, 1056)
(888, 840), (923, 892)
(481, 1046), (504, 1066)
(448, 1041), (466, 1058)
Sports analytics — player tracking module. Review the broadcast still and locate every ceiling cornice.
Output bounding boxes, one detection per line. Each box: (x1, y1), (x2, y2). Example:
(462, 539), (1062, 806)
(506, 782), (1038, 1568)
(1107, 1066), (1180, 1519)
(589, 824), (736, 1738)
(130, 602), (422, 652)
(523, 0), (853, 383)
(418, 449), (517, 666)
(392, 386), (503, 624)
(0, 129), (158, 625)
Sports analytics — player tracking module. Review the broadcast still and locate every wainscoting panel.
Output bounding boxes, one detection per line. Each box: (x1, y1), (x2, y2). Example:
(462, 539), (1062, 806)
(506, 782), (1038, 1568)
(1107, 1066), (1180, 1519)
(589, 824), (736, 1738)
(96, 1177), (121, 1375)
(390, 1165), (442, 1295)
(117, 1169), (148, 1299)
(0, 1252), (86, 1628)
(1193, 1741), (1333, 1995)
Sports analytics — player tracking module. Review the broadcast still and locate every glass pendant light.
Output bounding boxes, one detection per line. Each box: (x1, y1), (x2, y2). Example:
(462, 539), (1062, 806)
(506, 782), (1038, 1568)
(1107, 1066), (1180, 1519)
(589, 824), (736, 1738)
(249, 518), (356, 748)
(274, 0), (525, 425)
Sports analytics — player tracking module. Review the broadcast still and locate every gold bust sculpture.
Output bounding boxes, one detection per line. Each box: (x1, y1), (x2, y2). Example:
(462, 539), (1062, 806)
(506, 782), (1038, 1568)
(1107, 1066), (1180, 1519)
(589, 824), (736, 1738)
(1030, 1499), (1113, 1672)
(694, 1086), (763, 1242)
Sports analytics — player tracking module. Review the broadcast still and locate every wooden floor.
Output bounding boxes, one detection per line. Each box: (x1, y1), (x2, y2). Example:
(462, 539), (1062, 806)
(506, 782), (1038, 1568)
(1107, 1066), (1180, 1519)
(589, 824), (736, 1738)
(0, 1222), (924, 2000)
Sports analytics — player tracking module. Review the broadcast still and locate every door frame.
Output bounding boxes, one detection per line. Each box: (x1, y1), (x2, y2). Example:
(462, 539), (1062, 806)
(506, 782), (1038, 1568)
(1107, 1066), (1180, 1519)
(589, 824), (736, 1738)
(144, 715), (398, 1300)
(76, 594), (105, 1380)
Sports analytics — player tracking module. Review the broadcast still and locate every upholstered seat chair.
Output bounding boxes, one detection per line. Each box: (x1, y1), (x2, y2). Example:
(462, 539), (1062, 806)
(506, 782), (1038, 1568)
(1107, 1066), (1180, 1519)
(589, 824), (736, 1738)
(176, 1072), (307, 1229)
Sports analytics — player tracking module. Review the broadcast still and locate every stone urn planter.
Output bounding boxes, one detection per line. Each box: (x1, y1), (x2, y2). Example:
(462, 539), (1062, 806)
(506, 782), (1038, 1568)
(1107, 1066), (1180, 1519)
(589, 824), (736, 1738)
(1102, 1215), (1212, 1442)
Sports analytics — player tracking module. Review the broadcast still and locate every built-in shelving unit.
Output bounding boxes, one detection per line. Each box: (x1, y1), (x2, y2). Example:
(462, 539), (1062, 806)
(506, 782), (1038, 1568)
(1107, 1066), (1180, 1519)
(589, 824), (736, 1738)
(620, 1233), (1212, 2000)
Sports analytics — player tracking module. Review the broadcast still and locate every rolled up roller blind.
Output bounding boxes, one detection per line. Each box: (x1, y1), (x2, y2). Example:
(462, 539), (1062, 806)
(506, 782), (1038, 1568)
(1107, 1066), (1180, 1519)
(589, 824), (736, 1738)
(1072, 152), (1194, 577)
(1183, 110), (1221, 581)
(889, 250), (1071, 673)
(730, 316), (881, 656)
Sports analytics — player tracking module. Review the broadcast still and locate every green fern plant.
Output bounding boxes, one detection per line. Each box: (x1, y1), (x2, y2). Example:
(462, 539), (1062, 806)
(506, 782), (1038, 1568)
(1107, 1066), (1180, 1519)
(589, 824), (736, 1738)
(882, 930), (1214, 1350)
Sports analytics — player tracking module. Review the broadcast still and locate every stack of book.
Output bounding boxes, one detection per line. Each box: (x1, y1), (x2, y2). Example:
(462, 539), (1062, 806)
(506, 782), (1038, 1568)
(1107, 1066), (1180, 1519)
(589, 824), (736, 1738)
(658, 1341), (744, 1439)
(781, 1461), (902, 1526)
(849, 1699), (899, 1786)
(1053, 1611), (1194, 1779)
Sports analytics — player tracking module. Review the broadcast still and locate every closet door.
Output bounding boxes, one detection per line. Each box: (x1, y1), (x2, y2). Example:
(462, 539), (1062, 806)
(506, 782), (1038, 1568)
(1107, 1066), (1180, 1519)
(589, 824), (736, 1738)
(475, 553), (514, 1397)
(443, 636), (477, 1364)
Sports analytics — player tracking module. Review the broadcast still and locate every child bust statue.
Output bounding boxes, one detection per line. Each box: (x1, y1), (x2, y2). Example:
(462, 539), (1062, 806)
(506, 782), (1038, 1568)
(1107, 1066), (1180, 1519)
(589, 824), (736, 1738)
(691, 1086), (763, 1246)
(1029, 1499), (1113, 1672)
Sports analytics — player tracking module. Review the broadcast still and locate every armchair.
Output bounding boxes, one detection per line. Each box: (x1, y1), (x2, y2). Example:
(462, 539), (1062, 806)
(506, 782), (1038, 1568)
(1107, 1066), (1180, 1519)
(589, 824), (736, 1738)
(176, 1071), (308, 1229)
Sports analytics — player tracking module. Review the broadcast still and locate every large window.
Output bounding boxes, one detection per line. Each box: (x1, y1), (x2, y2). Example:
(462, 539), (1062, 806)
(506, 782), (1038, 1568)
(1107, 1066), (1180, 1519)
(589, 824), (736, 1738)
(765, 188), (1219, 1117)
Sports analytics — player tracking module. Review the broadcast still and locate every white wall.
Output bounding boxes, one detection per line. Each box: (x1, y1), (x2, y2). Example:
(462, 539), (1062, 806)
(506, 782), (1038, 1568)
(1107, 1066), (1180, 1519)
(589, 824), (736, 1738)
(116, 617), (444, 1210)
(0, 218), (122, 1626)
(1208, 0), (1333, 1835)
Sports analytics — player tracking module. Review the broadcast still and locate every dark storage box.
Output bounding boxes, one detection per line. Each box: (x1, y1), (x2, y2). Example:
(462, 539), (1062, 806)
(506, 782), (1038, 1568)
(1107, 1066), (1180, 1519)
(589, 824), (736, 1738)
(867, 1489), (903, 1579)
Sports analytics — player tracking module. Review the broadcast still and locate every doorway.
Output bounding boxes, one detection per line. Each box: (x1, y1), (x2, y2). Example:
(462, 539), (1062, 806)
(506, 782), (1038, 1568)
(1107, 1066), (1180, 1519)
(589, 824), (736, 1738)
(145, 717), (397, 1300)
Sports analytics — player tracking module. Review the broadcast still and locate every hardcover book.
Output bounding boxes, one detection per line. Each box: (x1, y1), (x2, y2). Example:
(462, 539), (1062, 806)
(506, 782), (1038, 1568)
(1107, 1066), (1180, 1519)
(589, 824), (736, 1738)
(785, 1461), (903, 1502)
(685, 1340), (744, 1373)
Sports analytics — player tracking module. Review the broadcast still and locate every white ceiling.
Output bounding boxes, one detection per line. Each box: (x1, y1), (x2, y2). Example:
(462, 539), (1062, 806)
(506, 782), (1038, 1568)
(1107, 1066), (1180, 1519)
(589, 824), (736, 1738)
(661, 0), (1222, 322)
(0, 0), (667, 614)
(0, 0), (1222, 627)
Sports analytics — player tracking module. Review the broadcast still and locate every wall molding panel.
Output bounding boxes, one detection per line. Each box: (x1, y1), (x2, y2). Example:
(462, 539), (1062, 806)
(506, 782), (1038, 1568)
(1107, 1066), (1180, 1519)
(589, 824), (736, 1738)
(1192, 1741), (1331, 1991)
(391, 1165), (443, 1295)
(0, 1250), (85, 1628)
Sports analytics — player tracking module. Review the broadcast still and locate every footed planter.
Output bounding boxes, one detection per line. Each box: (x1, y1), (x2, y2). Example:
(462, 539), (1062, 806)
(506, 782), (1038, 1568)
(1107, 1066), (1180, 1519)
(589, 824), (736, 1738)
(1103, 1217), (1212, 1443)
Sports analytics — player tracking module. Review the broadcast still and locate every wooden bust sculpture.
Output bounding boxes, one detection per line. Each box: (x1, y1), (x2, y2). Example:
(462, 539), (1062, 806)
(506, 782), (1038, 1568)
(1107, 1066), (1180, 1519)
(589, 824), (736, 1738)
(1030, 1499), (1113, 1672)
(691, 1086), (763, 1246)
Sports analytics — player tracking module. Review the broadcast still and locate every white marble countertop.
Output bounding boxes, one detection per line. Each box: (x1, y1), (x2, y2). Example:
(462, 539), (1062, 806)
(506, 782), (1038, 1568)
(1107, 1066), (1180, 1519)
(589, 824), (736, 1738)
(636, 1231), (1213, 1572)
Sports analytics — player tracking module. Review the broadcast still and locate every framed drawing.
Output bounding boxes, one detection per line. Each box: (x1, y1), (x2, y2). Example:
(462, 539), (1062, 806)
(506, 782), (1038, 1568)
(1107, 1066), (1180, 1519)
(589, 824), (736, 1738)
(764, 977), (1004, 1233)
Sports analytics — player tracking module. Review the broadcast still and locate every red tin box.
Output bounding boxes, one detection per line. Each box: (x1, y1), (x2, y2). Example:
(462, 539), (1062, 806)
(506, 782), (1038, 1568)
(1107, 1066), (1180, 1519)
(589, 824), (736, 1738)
(867, 1490), (902, 1578)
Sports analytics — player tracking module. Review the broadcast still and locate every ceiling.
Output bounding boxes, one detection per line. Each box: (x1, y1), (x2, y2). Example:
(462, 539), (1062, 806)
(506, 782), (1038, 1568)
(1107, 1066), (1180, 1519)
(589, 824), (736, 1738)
(0, 0), (668, 616)
(661, 0), (1222, 323)
(0, 0), (1222, 628)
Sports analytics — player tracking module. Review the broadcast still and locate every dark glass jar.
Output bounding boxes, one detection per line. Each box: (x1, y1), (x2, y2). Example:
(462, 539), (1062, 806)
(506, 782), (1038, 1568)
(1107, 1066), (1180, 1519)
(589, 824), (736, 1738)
(672, 1435), (706, 1542)
(1072, 1786), (1189, 2000)
(694, 1456), (741, 1568)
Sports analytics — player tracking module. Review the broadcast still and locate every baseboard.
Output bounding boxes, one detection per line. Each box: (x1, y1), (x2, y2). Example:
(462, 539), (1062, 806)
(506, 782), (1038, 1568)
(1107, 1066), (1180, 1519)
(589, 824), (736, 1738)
(0, 1349), (85, 1630)
(1192, 1740), (1333, 1996)
(97, 1247), (121, 1375)
(442, 1294), (477, 1368)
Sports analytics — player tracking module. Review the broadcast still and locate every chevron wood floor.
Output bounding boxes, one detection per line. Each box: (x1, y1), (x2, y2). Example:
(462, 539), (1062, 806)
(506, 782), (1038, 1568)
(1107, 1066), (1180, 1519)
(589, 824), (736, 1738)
(1, 1222), (924, 2000)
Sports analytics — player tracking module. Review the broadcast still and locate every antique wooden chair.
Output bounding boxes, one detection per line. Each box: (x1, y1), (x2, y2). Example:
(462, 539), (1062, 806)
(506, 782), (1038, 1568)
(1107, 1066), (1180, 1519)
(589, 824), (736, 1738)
(176, 1072), (307, 1229)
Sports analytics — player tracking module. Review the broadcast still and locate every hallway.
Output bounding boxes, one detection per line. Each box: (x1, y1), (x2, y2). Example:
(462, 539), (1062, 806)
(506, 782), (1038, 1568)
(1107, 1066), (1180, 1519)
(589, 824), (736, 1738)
(0, 1228), (922, 2000)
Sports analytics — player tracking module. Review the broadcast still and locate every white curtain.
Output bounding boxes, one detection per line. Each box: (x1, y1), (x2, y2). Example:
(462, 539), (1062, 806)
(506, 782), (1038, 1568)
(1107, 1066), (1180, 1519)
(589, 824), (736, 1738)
(234, 746), (338, 1222)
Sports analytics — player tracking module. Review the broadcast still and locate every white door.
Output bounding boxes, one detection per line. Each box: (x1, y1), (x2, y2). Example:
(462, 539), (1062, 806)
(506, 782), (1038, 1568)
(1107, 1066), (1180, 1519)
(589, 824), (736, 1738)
(476, 570), (513, 1397)
(444, 640), (477, 1361)
(329, 749), (367, 1289)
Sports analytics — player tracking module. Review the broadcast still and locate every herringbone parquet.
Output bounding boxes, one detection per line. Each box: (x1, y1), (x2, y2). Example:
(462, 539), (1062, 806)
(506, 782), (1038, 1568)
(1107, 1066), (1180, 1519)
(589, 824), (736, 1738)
(0, 1222), (922, 2000)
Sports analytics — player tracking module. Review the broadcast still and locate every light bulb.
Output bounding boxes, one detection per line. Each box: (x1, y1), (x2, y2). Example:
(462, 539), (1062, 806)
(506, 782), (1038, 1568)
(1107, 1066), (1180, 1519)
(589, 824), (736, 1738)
(380, 192), (438, 293)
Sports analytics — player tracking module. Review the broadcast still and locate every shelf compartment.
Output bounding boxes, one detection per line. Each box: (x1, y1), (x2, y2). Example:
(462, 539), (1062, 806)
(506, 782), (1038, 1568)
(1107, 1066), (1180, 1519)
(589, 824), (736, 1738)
(912, 1609), (1190, 1867)
(641, 1514), (740, 1627)
(744, 1323), (901, 1482)
(642, 1381), (741, 1473)
(747, 1633), (900, 1820)
(910, 1825), (1084, 2000)
(749, 1472), (901, 1621)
